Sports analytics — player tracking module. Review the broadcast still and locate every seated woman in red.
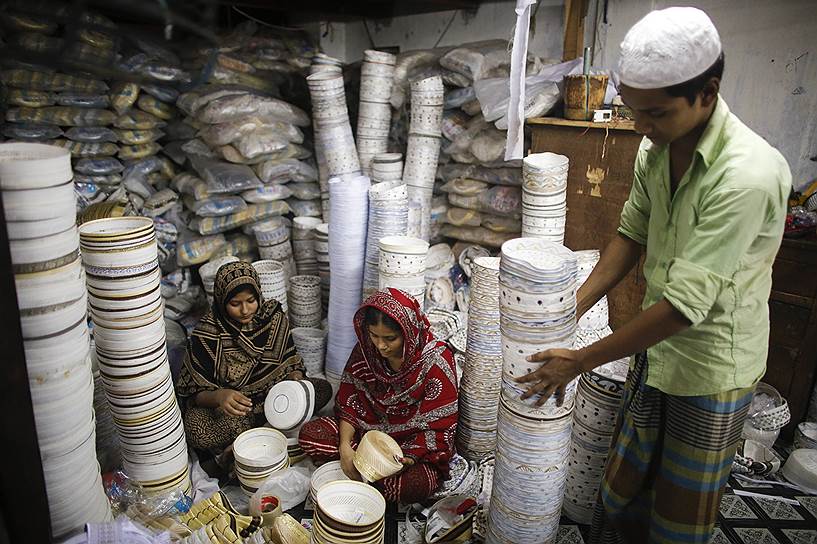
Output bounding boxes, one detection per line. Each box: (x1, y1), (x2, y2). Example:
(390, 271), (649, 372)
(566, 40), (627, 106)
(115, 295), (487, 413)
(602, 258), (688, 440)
(299, 288), (459, 503)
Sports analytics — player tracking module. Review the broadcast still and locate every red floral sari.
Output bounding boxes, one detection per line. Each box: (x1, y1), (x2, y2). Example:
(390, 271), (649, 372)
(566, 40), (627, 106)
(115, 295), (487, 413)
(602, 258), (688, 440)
(300, 288), (459, 502)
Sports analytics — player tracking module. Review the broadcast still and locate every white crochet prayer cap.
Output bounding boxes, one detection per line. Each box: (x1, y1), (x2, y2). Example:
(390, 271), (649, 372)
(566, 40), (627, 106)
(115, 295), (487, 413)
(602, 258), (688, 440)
(618, 6), (721, 89)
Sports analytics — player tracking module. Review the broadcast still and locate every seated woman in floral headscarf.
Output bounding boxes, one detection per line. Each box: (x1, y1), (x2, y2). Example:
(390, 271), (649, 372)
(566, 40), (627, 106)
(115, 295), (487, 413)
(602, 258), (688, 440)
(299, 288), (459, 503)
(176, 261), (329, 473)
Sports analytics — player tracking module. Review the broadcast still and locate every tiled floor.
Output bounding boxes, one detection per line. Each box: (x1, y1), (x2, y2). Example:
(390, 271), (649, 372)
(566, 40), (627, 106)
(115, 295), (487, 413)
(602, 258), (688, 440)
(261, 475), (817, 544)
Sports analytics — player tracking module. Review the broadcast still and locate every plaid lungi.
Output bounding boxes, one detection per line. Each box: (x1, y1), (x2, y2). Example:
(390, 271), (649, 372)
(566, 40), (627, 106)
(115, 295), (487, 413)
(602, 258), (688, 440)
(589, 352), (755, 544)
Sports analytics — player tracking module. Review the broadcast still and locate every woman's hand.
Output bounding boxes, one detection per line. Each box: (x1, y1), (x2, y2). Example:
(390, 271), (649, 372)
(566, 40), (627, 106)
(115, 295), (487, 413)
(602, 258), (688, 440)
(339, 442), (361, 481)
(396, 456), (415, 473)
(215, 389), (253, 417)
(516, 349), (583, 406)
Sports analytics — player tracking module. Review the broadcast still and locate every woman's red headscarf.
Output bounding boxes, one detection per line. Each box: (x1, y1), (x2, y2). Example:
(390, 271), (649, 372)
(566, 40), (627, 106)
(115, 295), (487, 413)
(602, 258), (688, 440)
(335, 288), (458, 476)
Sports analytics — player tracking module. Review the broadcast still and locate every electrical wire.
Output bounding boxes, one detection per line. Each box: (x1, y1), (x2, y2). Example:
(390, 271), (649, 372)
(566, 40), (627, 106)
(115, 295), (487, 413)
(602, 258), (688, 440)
(362, 19), (375, 49)
(231, 6), (305, 31)
(433, 10), (458, 48)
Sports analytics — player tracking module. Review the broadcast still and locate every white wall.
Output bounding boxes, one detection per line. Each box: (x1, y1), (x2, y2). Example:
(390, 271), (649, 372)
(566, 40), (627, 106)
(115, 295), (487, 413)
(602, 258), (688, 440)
(311, 0), (816, 189)
(316, 0), (565, 65)
(588, 0), (817, 190)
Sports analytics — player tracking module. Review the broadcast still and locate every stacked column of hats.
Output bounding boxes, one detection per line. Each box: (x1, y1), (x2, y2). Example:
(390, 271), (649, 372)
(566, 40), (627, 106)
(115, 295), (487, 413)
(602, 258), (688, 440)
(563, 249), (629, 524)
(456, 257), (503, 462)
(292, 217), (322, 276)
(362, 180), (409, 300)
(521, 153), (569, 243)
(403, 76), (444, 241)
(326, 173), (371, 381)
(307, 71), (361, 180)
(357, 50), (396, 176)
(487, 238), (578, 543)
(79, 216), (191, 497)
(2, 143), (111, 537)
(377, 235), (429, 309)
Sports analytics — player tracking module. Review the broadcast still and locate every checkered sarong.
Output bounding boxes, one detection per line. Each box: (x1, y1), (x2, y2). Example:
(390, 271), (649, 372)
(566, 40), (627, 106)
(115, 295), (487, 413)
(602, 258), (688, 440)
(589, 353), (755, 544)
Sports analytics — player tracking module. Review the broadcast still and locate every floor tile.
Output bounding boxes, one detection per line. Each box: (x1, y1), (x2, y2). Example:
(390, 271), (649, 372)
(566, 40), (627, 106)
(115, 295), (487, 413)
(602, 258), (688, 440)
(556, 525), (585, 544)
(733, 528), (782, 544)
(710, 528), (732, 544)
(797, 496), (817, 520)
(754, 498), (804, 521)
(720, 495), (758, 519)
(781, 529), (817, 544)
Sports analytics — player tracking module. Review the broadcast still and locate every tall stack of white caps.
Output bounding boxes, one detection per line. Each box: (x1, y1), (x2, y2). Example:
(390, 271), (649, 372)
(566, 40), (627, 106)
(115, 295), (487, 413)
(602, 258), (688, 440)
(403, 75), (444, 241)
(487, 238), (577, 543)
(1, 143), (111, 538)
(378, 235), (429, 309)
(80, 215), (192, 499)
(521, 152), (568, 243)
(563, 249), (630, 524)
(362, 180), (409, 300)
(307, 71), (361, 181)
(326, 173), (370, 381)
(309, 53), (345, 222)
(457, 256), (503, 461)
(357, 50), (396, 176)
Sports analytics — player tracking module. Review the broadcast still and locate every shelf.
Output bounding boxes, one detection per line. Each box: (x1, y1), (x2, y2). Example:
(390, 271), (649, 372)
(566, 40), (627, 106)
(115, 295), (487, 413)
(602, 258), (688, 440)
(527, 116), (636, 131)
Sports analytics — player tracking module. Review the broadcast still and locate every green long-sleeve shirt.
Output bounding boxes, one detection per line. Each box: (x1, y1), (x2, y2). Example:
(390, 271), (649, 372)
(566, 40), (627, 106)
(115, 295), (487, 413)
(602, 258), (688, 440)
(618, 96), (791, 395)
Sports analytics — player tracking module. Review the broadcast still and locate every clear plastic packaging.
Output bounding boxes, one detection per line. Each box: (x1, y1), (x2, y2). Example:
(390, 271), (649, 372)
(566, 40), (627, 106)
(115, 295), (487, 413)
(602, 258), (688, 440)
(190, 157), (263, 194)
(286, 198), (321, 217)
(2, 123), (63, 140)
(233, 128), (290, 160)
(141, 84), (180, 104)
(254, 158), (318, 184)
(172, 173), (210, 201)
(177, 234), (227, 267)
(197, 94), (310, 126)
(440, 225), (516, 248)
(196, 201), (290, 235)
(54, 139), (119, 158)
(110, 81), (140, 114)
(74, 157), (125, 175)
(436, 163), (521, 186)
(198, 117), (304, 148)
(105, 470), (192, 518)
(189, 195), (248, 217)
(5, 88), (55, 108)
(65, 126), (119, 143)
(0, 68), (108, 93)
(55, 92), (111, 109)
(249, 466), (312, 513)
(242, 185), (292, 203)
(118, 142), (162, 160)
(288, 182), (321, 201)
(137, 94), (176, 120)
(114, 110), (167, 129)
(6, 106), (116, 126)
(440, 179), (488, 196)
(182, 139), (218, 159)
(164, 120), (198, 141)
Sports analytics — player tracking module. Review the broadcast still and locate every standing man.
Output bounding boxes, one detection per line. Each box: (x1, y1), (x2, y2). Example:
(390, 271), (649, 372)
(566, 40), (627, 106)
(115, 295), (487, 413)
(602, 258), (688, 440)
(517, 7), (791, 543)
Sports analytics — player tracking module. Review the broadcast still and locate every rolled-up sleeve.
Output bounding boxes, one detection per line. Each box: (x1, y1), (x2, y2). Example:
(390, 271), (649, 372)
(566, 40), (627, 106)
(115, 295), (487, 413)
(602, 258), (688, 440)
(663, 187), (772, 325)
(617, 149), (651, 246)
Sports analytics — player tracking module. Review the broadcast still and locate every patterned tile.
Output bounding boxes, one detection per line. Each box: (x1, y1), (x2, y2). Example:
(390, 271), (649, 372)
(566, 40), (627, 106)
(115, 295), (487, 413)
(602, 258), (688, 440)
(556, 525), (585, 544)
(299, 518), (313, 531)
(710, 528), (732, 544)
(720, 495), (758, 519)
(797, 496), (817, 520)
(754, 498), (804, 521)
(781, 529), (817, 544)
(733, 528), (781, 544)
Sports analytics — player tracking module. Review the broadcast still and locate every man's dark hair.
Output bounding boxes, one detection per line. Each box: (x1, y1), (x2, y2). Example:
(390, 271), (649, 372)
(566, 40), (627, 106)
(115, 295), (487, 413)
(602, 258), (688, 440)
(665, 52), (725, 105)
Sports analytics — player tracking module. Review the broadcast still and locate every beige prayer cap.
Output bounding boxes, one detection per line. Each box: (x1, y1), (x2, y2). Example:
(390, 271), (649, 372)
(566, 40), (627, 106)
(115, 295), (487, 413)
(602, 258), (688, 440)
(618, 6), (722, 89)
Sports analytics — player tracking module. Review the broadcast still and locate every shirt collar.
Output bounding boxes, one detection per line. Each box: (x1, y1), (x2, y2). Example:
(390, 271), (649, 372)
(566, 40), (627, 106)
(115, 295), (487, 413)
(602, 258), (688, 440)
(695, 94), (729, 168)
